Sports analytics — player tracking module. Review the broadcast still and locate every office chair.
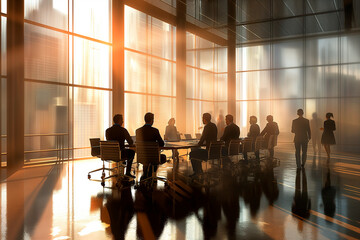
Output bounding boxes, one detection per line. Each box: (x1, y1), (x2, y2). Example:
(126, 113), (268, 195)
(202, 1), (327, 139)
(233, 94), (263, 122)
(99, 141), (129, 187)
(135, 142), (167, 188)
(192, 141), (224, 187)
(88, 138), (108, 180)
(228, 139), (243, 161)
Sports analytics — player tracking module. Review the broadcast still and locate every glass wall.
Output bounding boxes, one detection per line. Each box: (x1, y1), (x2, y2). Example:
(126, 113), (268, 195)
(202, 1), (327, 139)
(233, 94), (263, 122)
(186, 33), (227, 137)
(124, 6), (176, 137)
(236, 30), (360, 153)
(0, 0), (112, 165)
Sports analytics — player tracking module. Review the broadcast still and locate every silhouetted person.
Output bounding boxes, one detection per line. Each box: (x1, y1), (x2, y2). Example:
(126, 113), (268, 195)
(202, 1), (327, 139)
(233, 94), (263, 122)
(321, 113), (336, 160)
(106, 114), (135, 178)
(189, 113), (217, 176)
(216, 114), (226, 139)
(310, 112), (322, 154)
(136, 112), (167, 179)
(247, 116), (260, 160)
(291, 109), (311, 169)
(260, 115), (279, 159)
(292, 169), (311, 218)
(220, 114), (240, 156)
(164, 118), (179, 141)
(105, 187), (135, 240)
(321, 166), (336, 217)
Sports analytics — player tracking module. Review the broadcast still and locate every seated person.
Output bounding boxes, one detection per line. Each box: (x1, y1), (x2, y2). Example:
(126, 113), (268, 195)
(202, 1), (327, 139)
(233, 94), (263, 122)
(220, 114), (240, 156)
(260, 115), (279, 158)
(246, 115), (260, 160)
(106, 114), (135, 178)
(136, 112), (167, 179)
(164, 118), (179, 141)
(189, 113), (217, 176)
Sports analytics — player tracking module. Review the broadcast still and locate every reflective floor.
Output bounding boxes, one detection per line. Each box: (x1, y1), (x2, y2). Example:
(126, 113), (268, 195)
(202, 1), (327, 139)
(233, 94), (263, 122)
(1, 144), (360, 240)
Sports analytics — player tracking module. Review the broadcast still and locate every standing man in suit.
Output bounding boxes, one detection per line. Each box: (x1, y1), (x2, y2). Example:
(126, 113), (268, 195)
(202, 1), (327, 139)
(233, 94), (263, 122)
(106, 114), (135, 178)
(291, 109), (311, 169)
(136, 112), (167, 179)
(189, 113), (217, 176)
(220, 114), (240, 156)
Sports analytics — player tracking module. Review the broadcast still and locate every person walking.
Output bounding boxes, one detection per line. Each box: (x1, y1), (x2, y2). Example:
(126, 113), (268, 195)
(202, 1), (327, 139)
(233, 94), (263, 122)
(321, 113), (336, 160)
(291, 109), (311, 169)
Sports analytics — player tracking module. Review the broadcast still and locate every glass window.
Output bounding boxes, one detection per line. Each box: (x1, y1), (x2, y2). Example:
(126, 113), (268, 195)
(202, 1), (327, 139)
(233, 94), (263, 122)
(25, 0), (68, 30)
(125, 6), (148, 53)
(273, 40), (303, 68)
(341, 64), (360, 97)
(306, 66), (338, 98)
(73, 87), (110, 158)
(340, 98), (360, 152)
(73, 0), (111, 42)
(24, 23), (68, 83)
(197, 50), (214, 71)
(150, 96), (176, 136)
(215, 47), (227, 73)
(236, 71), (270, 100)
(24, 82), (68, 161)
(306, 37), (338, 66)
(199, 70), (214, 101)
(215, 74), (227, 101)
(236, 44), (270, 71)
(125, 51), (147, 93)
(186, 100), (215, 136)
(73, 37), (111, 88)
(273, 69), (304, 99)
(151, 58), (174, 96)
(341, 34), (360, 63)
(124, 93), (147, 136)
(151, 18), (174, 60)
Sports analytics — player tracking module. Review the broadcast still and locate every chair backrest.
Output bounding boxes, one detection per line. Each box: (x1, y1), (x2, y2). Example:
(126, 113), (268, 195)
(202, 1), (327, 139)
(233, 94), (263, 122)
(90, 138), (101, 157)
(242, 137), (253, 153)
(208, 141), (224, 160)
(255, 136), (265, 151)
(135, 142), (160, 165)
(100, 141), (121, 162)
(184, 134), (192, 140)
(195, 133), (202, 140)
(228, 139), (242, 156)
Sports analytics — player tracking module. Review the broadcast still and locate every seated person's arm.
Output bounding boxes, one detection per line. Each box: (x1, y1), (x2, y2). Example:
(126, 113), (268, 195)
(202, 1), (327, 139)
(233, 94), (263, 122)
(156, 129), (165, 147)
(125, 129), (133, 146)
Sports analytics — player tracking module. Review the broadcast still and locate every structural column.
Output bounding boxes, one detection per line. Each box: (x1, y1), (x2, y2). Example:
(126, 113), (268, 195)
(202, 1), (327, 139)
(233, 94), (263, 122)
(176, 0), (187, 134)
(112, 0), (125, 116)
(7, 0), (24, 170)
(227, 0), (236, 121)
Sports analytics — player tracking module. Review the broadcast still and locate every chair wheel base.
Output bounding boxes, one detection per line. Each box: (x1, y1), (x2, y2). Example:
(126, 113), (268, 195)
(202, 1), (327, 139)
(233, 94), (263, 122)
(88, 174), (91, 179)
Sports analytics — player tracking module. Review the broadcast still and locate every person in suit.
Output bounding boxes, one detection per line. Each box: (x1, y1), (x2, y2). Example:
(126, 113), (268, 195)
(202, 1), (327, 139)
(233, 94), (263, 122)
(189, 113), (217, 176)
(136, 112), (167, 179)
(260, 115), (280, 159)
(321, 112), (336, 159)
(220, 114), (240, 156)
(164, 118), (179, 141)
(246, 116), (260, 160)
(291, 109), (311, 169)
(106, 114), (135, 178)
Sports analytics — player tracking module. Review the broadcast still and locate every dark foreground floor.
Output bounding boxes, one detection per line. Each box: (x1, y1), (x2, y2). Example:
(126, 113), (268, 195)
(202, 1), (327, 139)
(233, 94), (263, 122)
(1, 144), (360, 240)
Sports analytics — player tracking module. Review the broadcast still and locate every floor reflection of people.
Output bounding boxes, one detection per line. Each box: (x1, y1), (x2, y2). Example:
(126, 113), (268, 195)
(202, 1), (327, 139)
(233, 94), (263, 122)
(135, 188), (167, 239)
(105, 187), (135, 240)
(322, 166), (336, 217)
(261, 159), (279, 205)
(195, 189), (221, 240)
(292, 169), (311, 219)
(243, 165), (262, 218)
(220, 169), (240, 239)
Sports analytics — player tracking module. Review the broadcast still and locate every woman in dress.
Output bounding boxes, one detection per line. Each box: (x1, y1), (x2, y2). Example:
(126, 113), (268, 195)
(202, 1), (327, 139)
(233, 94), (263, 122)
(321, 113), (336, 159)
